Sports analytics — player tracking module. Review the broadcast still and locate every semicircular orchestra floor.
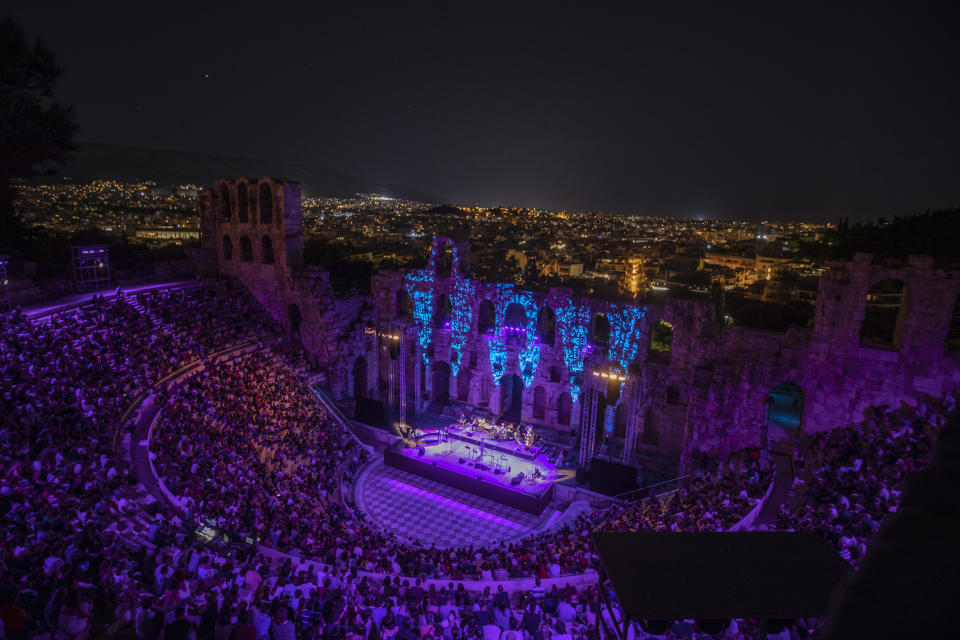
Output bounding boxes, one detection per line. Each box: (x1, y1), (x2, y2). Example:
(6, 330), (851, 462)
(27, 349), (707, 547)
(355, 459), (548, 549)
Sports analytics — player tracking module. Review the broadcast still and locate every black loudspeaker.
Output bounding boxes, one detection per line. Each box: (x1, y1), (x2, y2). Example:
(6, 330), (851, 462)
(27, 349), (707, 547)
(418, 447), (426, 456)
(458, 458), (466, 464)
(575, 466), (589, 483)
(589, 457), (638, 496)
(354, 397), (387, 429)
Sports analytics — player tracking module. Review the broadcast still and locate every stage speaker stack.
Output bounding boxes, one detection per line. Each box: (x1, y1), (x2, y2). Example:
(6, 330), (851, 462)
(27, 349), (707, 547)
(589, 458), (638, 496)
(575, 466), (589, 483)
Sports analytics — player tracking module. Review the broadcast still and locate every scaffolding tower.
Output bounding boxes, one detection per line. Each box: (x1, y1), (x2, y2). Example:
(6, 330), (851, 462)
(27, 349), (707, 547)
(72, 245), (111, 292)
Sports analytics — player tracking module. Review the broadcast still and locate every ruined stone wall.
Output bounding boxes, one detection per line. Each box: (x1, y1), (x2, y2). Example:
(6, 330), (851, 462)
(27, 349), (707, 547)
(681, 254), (960, 462)
(371, 243), (960, 467)
(199, 178), (369, 397)
(201, 181), (960, 467)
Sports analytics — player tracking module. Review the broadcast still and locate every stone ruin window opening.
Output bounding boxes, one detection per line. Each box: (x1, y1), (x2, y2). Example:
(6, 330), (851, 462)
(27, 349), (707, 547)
(433, 294), (452, 329)
(240, 235), (253, 262)
(259, 183), (273, 224)
(504, 302), (527, 335)
(219, 184), (231, 221)
(477, 299), (496, 335)
(649, 319), (673, 363)
(537, 306), (556, 346)
(765, 382), (804, 445)
(591, 313), (610, 346)
(436, 241), (454, 277)
(860, 279), (906, 349)
(237, 182), (249, 223)
(261, 236), (274, 264)
(549, 365), (562, 383)
(533, 386), (546, 420)
(222, 235), (233, 260)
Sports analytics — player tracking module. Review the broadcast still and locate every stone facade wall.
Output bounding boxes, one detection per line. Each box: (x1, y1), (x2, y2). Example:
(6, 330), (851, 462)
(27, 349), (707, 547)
(199, 178), (369, 398)
(201, 179), (960, 469)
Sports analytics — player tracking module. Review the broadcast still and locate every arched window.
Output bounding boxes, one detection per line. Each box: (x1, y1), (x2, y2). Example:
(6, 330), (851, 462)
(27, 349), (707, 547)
(860, 279), (906, 349)
(219, 185), (231, 221)
(237, 182), (249, 223)
(591, 313), (610, 345)
(240, 235), (253, 262)
(536, 307), (556, 346)
(222, 235), (233, 260)
(533, 386), (546, 420)
(396, 289), (413, 319)
(477, 300), (496, 335)
(504, 302), (527, 330)
(946, 294), (960, 353)
(261, 235), (274, 264)
(649, 320), (673, 362)
(434, 294), (452, 328)
(766, 382), (804, 441)
(259, 183), (273, 224)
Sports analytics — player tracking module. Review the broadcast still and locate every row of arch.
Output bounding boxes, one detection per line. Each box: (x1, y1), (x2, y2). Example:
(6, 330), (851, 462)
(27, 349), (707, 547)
(857, 279), (960, 353)
(396, 288), (673, 351)
(218, 182), (275, 225)
(222, 234), (274, 264)
(396, 289), (674, 353)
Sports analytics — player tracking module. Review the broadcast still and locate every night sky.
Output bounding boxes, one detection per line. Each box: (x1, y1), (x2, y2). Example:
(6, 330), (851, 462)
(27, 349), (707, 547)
(6, 2), (960, 220)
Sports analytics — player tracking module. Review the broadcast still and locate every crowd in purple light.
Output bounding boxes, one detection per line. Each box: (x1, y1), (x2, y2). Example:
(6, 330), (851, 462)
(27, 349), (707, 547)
(0, 280), (944, 639)
(773, 400), (951, 565)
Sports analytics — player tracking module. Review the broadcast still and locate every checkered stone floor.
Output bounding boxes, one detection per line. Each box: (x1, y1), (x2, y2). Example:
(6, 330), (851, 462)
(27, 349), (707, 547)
(356, 461), (542, 549)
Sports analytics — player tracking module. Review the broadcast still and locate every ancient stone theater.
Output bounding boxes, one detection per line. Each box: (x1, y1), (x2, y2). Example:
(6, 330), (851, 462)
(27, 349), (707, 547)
(200, 177), (960, 479)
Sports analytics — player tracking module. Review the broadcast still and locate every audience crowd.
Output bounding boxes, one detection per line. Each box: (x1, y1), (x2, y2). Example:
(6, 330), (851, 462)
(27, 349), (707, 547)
(773, 398), (952, 565)
(1, 279), (946, 639)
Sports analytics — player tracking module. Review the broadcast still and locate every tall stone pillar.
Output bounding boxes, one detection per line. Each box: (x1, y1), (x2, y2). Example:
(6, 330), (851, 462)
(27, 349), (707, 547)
(490, 376), (502, 417)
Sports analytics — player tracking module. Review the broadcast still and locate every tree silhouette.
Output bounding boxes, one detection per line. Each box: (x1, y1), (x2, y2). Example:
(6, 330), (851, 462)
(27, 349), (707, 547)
(0, 17), (76, 247)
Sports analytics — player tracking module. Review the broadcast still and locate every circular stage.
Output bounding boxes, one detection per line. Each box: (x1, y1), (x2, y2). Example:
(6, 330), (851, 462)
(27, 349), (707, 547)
(355, 459), (548, 549)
